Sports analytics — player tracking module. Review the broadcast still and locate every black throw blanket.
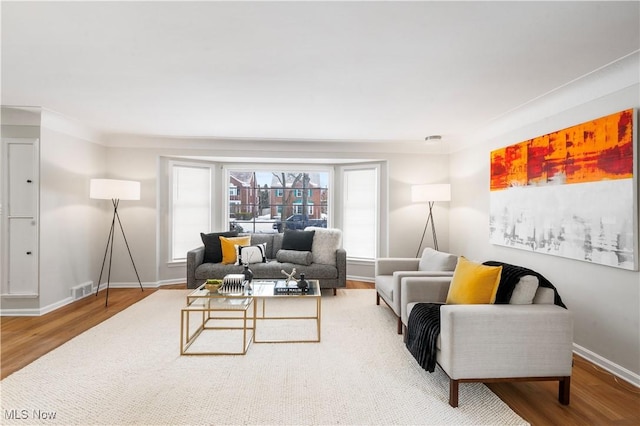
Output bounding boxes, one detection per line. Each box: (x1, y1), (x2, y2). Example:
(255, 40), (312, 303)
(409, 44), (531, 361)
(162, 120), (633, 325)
(482, 261), (566, 308)
(405, 303), (442, 372)
(406, 262), (566, 373)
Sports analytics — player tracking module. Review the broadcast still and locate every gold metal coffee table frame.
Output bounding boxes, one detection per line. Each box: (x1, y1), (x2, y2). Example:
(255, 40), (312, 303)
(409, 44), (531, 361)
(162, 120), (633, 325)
(180, 288), (254, 356)
(251, 280), (322, 344)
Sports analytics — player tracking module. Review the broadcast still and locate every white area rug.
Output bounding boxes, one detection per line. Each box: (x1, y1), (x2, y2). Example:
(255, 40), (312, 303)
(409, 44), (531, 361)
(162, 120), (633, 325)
(0, 290), (527, 425)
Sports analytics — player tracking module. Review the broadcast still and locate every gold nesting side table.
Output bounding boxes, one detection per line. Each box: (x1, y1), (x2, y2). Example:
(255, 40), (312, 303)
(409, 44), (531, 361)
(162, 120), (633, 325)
(180, 286), (254, 355)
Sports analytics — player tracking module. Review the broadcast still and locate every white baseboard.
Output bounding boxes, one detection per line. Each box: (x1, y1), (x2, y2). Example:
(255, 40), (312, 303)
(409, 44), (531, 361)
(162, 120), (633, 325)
(157, 278), (187, 287)
(347, 275), (374, 283)
(94, 281), (160, 290)
(0, 307), (42, 316)
(41, 297), (75, 315)
(573, 343), (640, 388)
(94, 279), (185, 290)
(1, 296), (75, 317)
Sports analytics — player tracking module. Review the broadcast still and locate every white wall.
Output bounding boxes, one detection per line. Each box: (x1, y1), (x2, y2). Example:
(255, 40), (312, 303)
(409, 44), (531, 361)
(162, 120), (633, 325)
(449, 55), (640, 383)
(39, 111), (107, 309)
(103, 147), (159, 285)
(387, 153), (450, 257)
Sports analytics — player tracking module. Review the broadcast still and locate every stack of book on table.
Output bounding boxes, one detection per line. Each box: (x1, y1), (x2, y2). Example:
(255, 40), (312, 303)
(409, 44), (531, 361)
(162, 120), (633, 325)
(274, 280), (308, 294)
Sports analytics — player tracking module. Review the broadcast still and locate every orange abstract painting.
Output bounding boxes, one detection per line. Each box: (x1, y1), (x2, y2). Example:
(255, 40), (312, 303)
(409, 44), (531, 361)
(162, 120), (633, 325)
(490, 109), (634, 191)
(489, 109), (637, 271)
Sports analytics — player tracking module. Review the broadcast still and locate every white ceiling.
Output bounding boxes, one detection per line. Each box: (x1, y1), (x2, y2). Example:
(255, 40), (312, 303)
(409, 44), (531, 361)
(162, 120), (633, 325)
(2, 1), (639, 147)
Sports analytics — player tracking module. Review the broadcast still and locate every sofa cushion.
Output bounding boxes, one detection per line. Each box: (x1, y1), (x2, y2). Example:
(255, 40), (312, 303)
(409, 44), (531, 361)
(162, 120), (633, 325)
(509, 275), (539, 305)
(276, 249), (314, 266)
(220, 235), (251, 264)
(281, 229), (315, 251)
(200, 231), (238, 263)
(305, 227), (342, 266)
(235, 243), (267, 265)
(446, 257), (502, 304)
(418, 248), (458, 272)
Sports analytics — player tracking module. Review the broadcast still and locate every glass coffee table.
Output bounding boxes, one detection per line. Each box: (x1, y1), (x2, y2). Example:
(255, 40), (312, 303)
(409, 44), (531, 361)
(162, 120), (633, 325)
(251, 279), (322, 343)
(180, 279), (321, 355)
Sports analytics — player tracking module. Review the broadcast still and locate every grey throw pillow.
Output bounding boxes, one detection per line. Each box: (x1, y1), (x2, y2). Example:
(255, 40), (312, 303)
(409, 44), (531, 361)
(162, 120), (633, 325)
(276, 249), (314, 266)
(418, 248), (458, 271)
(304, 227), (342, 266)
(509, 275), (539, 304)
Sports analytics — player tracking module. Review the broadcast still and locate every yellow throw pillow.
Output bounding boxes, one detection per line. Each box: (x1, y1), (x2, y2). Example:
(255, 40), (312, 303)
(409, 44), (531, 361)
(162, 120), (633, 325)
(219, 236), (251, 265)
(446, 257), (502, 304)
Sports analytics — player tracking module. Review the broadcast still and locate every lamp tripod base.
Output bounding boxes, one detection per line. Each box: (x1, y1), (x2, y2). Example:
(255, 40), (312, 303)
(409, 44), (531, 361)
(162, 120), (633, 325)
(95, 199), (143, 306)
(416, 201), (439, 257)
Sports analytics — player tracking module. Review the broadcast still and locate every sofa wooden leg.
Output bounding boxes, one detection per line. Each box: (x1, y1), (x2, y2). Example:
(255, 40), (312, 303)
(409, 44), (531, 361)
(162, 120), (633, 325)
(397, 317), (403, 334)
(559, 376), (571, 405)
(333, 288), (337, 296)
(449, 379), (459, 407)
(376, 292), (380, 305)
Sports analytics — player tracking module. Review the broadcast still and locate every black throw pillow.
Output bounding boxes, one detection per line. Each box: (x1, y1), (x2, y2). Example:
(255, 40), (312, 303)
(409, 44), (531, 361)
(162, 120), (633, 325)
(200, 231), (238, 263)
(281, 229), (315, 251)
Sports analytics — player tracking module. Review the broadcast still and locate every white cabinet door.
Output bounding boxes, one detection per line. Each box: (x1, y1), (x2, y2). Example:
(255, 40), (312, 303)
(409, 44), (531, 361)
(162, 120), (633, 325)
(2, 138), (39, 296)
(9, 143), (37, 216)
(8, 218), (37, 295)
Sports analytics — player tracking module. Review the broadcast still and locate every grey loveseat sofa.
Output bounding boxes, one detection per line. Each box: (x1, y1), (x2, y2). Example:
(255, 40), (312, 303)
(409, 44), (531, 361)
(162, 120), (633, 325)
(186, 230), (346, 294)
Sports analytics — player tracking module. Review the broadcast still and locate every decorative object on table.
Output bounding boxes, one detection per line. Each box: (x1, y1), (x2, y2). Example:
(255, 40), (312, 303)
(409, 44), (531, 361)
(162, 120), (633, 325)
(297, 273), (308, 290)
(489, 109), (637, 271)
(411, 183), (451, 256)
(242, 264), (254, 283)
(204, 279), (222, 293)
(90, 178), (143, 306)
(242, 265), (253, 295)
(219, 274), (245, 295)
(281, 268), (297, 284)
(274, 279), (309, 294)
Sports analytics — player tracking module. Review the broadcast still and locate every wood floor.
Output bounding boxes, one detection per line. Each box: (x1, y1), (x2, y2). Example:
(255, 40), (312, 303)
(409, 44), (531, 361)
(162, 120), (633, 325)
(2, 280), (639, 425)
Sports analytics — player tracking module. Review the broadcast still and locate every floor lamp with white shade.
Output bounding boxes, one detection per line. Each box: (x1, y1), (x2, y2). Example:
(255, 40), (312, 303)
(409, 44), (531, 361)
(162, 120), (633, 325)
(90, 179), (143, 306)
(412, 183), (451, 257)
